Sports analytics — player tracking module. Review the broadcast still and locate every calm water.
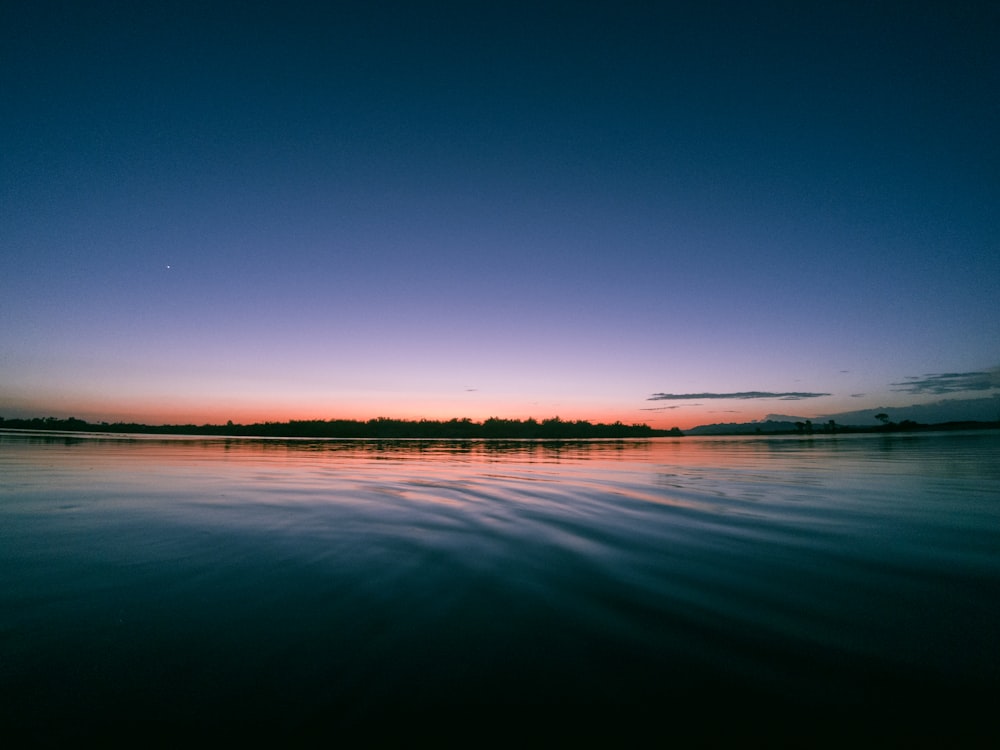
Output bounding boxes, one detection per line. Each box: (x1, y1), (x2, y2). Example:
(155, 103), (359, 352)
(2, 430), (999, 742)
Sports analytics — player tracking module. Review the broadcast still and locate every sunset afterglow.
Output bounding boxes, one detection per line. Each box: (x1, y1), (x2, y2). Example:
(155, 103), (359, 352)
(2, 3), (997, 431)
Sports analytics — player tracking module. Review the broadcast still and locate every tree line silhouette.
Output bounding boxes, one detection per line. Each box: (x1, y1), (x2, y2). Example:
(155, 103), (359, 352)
(0, 415), (684, 439)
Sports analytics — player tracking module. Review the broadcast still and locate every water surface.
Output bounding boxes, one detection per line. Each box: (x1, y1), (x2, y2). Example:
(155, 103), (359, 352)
(2, 431), (998, 741)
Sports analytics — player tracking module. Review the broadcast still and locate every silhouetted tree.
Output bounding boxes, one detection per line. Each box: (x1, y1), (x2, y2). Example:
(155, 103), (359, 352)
(0, 414), (683, 439)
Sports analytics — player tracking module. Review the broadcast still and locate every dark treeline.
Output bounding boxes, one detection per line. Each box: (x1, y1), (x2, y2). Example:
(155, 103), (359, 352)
(0, 415), (684, 439)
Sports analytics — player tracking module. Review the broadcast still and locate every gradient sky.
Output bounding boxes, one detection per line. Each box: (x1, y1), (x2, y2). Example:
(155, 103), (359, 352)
(2, 1), (998, 429)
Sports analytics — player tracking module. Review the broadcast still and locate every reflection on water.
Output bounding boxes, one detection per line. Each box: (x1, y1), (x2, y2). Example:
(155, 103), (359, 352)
(1, 430), (999, 741)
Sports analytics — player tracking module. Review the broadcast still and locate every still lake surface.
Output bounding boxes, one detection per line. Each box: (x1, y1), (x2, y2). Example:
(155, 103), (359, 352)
(2, 430), (999, 741)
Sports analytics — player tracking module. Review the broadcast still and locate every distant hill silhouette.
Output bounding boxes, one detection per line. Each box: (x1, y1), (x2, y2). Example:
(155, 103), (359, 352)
(813, 396), (1000, 426)
(686, 420), (804, 435)
(686, 417), (999, 436)
(684, 396), (1000, 435)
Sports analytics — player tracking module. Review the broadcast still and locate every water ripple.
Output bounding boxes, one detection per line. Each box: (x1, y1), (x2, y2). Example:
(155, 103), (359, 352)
(2, 431), (999, 738)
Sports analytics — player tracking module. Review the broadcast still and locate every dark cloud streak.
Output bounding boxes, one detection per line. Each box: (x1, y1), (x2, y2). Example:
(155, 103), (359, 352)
(891, 368), (1000, 395)
(648, 391), (830, 401)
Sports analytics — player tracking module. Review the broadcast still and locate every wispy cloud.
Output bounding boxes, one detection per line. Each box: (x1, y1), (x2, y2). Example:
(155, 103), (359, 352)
(648, 391), (830, 402)
(639, 405), (685, 411)
(891, 368), (1000, 396)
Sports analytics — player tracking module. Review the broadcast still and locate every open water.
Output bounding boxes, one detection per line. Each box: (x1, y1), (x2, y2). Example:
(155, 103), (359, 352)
(2, 430), (999, 743)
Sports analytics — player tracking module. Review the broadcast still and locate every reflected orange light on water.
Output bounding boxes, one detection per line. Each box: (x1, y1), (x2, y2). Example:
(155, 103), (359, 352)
(3, 431), (852, 482)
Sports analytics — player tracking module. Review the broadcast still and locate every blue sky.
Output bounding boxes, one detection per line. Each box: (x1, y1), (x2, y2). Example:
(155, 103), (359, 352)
(2, 1), (998, 428)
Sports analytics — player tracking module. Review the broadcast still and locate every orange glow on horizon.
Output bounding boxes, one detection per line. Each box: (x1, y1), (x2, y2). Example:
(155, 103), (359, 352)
(2, 400), (756, 432)
(3, 390), (797, 432)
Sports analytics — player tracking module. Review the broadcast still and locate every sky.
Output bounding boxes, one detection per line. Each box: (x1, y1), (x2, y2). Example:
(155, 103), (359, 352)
(2, 1), (998, 430)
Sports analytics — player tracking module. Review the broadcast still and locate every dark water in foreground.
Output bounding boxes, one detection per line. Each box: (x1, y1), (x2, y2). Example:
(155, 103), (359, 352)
(2, 431), (999, 742)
